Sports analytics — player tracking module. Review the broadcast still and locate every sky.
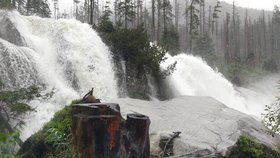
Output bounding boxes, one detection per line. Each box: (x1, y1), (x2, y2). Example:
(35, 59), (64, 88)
(55, 0), (280, 14)
(223, 0), (280, 10)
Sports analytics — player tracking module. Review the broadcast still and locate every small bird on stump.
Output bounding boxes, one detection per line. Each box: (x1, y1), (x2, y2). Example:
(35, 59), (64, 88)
(82, 88), (101, 103)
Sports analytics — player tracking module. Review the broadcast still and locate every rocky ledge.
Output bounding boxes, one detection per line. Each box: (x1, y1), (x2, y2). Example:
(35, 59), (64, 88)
(114, 96), (280, 157)
(19, 96), (280, 157)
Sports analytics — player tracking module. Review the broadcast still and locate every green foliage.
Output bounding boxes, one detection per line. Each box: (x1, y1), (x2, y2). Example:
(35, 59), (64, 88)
(228, 135), (280, 158)
(0, 86), (53, 131)
(212, 0), (222, 19)
(45, 128), (69, 156)
(245, 53), (255, 62)
(10, 102), (33, 115)
(187, 0), (200, 37)
(25, 0), (51, 17)
(97, 1), (114, 33)
(41, 105), (72, 136)
(263, 95), (280, 136)
(116, 0), (136, 28)
(110, 25), (169, 78)
(236, 135), (263, 158)
(162, 0), (173, 29)
(0, 130), (21, 157)
(277, 144), (280, 153)
(0, 80), (3, 90)
(25, 101), (79, 157)
(263, 59), (278, 72)
(161, 27), (180, 55)
(0, 0), (12, 9)
(226, 62), (241, 79)
(97, 11), (176, 98)
(161, 61), (177, 78)
(193, 34), (216, 64)
(0, 0), (51, 17)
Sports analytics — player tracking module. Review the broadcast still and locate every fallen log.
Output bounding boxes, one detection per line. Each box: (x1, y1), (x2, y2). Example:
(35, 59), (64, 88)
(160, 131), (181, 157)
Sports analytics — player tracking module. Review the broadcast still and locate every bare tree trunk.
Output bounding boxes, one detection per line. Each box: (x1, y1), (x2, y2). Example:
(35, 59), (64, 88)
(163, 0), (166, 31)
(90, 0), (94, 25)
(224, 13), (230, 64)
(262, 10), (267, 57)
(152, 0), (155, 41)
(208, 5), (212, 34)
(202, 0), (205, 36)
(185, 0), (189, 51)
(189, 0), (196, 52)
(174, 0), (179, 32)
(114, 0), (118, 23)
(199, 0), (203, 36)
(157, 0), (161, 42)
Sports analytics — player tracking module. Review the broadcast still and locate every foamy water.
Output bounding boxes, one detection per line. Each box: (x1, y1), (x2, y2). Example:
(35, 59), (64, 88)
(161, 53), (279, 117)
(0, 11), (118, 140)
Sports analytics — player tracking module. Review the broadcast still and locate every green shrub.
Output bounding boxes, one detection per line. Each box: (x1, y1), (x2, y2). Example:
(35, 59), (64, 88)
(0, 130), (21, 157)
(236, 135), (263, 158)
(228, 135), (280, 158)
(19, 100), (81, 157)
(277, 144), (280, 153)
(263, 60), (278, 72)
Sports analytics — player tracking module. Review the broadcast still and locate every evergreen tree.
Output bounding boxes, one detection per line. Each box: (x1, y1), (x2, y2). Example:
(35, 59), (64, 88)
(0, 0), (12, 9)
(97, 0), (114, 33)
(117, 0), (136, 29)
(161, 26), (179, 55)
(187, 0), (200, 51)
(25, 0), (51, 17)
(193, 33), (216, 64)
(271, 6), (280, 66)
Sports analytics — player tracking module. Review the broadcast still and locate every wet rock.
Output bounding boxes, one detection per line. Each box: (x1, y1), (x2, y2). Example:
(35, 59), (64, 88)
(0, 11), (26, 46)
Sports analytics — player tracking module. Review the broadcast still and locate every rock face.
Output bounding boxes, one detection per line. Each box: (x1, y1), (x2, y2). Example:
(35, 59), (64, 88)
(113, 96), (280, 157)
(0, 11), (26, 46)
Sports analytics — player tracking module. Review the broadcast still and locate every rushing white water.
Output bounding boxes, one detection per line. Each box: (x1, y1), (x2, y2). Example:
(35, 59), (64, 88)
(1, 10), (279, 143)
(161, 53), (279, 117)
(0, 11), (118, 140)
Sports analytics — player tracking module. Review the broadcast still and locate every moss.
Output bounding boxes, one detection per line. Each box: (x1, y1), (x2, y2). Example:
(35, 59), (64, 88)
(277, 144), (280, 153)
(236, 135), (263, 158)
(227, 135), (280, 158)
(18, 100), (81, 158)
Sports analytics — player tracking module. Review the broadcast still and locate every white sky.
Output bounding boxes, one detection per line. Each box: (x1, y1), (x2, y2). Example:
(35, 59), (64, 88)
(55, 0), (280, 14)
(223, 0), (280, 10)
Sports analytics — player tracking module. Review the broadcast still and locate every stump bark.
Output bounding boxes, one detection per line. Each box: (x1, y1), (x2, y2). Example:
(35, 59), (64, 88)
(71, 103), (150, 158)
(122, 114), (150, 158)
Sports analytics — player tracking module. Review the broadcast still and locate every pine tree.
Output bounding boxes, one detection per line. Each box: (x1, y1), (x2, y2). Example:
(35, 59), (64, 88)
(188, 0), (200, 52)
(151, 0), (155, 41)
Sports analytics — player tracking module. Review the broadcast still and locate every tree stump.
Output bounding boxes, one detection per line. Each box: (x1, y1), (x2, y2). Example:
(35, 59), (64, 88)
(71, 103), (121, 158)
(71, 103), (150, 158)
(121, 114), (151, 158)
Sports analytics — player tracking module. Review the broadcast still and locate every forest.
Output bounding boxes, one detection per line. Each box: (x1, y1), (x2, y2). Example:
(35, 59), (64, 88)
(2, 0), (280, 82)
(69, 0), (280, 84)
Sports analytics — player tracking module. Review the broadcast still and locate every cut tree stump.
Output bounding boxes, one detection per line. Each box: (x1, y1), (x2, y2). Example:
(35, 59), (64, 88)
(123, 114), (150, 158)
(71, 103), (150, 158)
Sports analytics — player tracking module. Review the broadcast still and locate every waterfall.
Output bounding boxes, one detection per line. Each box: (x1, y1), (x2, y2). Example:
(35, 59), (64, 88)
(1, 10), (279, 142)
(0, 11), (118, 139)
(161, 53), (279, 116)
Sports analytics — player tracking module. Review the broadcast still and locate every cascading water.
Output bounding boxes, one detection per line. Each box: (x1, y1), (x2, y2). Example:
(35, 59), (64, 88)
(0, 11), (118, 140)
(161, 53), (279, 117)
(1, 10), (279, 144)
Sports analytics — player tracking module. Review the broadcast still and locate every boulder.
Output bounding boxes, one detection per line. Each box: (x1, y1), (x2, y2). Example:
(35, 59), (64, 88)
(0, 10), (26, 46)
(113, 96), (280, 157)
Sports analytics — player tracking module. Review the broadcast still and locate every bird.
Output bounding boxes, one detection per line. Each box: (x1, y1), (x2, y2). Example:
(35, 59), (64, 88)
(82, 88), (100, 103)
